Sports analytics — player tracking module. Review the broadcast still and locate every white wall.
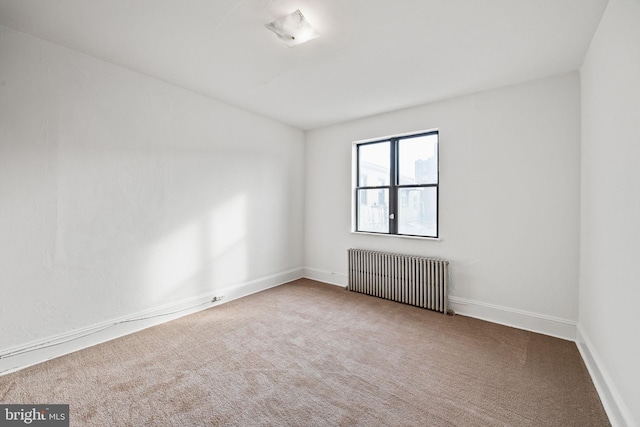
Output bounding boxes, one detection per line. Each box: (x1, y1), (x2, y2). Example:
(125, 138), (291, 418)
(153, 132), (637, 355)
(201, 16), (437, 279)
(1, 9), (636, 421)
(0, 25), (305, 353)
(305, 73), (581, 339)
(579, 0), (640, 424)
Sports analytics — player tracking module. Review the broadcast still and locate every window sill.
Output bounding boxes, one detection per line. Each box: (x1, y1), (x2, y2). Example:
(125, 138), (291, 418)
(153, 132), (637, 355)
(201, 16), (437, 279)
(351, 231), (441, 241)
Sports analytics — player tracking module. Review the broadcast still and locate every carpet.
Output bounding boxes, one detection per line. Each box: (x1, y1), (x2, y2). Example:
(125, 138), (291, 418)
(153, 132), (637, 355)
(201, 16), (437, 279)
(0, 279), (609, 426)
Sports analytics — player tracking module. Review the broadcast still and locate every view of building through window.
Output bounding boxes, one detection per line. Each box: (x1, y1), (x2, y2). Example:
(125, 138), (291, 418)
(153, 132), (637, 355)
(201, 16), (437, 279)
(355, 131), (438, 238)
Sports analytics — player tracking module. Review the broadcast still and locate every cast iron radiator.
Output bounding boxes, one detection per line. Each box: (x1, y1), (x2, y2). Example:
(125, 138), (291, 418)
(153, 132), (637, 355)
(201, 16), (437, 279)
(347, 248), (449, 314)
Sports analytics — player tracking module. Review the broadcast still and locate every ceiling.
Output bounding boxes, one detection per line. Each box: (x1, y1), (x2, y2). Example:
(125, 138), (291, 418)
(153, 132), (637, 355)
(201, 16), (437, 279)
(0, 0), (608, 130)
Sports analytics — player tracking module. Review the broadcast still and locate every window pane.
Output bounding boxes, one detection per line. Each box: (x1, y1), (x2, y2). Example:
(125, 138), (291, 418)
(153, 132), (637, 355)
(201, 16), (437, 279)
(359, 142), (390, 186)
(357, 189), (389, 233)
(398, 187), (437, 237)
(398, 134), (438, 185)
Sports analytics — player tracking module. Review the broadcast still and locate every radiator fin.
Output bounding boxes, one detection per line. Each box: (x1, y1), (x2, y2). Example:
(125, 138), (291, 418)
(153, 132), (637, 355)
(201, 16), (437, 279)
(347, 249), (449, 314)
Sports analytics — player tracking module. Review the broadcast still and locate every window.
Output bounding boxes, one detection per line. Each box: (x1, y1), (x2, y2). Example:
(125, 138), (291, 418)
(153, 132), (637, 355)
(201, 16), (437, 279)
(354, 130), (439, 238)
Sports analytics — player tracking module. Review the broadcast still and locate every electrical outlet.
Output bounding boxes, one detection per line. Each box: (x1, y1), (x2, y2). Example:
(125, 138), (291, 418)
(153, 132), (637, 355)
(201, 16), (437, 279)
(211, 295), (224, 303)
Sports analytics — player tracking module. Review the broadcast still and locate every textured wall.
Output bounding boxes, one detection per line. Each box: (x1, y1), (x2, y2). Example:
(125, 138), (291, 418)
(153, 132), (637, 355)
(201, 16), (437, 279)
(0, 25), (305, 350)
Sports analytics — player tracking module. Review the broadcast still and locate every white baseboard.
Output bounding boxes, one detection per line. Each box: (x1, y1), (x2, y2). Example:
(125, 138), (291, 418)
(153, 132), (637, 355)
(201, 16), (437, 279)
(302, 270), (576, 340)
(448, 296), (577, 341)
(301, 270), (576, 341)
(0, 268), (304, 376)
(13, 268), (628, 426)
(303, 267), (348, 287)
(576, 325), (635, 427)
(304, 275), (631, 425)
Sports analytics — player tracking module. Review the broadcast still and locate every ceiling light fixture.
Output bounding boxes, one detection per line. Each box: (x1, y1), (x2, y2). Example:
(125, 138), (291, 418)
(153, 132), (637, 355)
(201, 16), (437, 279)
(265, 9), (319, 47)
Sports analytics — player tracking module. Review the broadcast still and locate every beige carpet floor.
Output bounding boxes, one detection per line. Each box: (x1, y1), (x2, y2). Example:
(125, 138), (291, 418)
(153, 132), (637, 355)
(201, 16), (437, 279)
(0, 279), (609, 426)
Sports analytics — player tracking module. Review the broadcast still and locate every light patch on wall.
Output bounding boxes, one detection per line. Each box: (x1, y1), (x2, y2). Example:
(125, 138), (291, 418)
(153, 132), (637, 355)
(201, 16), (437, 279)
(143, 193), (249, 303)
(210, 194), (247, 257)
(145, 221), (202, 300)
(208, 194), (249, 286)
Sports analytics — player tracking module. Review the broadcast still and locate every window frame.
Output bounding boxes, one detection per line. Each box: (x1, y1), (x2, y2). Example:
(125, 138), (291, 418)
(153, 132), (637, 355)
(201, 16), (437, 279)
(353, 130), (439, 239)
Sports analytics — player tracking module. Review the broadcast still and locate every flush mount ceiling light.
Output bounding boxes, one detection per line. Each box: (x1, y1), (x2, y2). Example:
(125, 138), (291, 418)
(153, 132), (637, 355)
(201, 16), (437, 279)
(265, 9), (319, 47)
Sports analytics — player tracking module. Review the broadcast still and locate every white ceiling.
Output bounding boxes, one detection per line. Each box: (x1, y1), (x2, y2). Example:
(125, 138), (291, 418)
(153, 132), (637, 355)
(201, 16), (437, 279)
(0, 0), (608, 130)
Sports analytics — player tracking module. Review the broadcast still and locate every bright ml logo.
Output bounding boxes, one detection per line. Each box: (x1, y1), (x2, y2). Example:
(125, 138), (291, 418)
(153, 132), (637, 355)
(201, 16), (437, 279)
(0, 405), (69, 426)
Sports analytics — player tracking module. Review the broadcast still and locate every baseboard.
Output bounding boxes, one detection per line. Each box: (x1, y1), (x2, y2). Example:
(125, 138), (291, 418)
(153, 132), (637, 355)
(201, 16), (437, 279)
(301, 271), (576, 341)
(448, 296), (577, 341)
(303, 267), (348, 287)
(576, 325), (635, 427)
(0, 267), (304, 376)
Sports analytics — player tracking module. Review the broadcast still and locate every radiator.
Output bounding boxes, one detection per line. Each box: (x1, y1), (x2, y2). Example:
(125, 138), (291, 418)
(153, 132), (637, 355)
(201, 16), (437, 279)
(347, 248), (449, 314)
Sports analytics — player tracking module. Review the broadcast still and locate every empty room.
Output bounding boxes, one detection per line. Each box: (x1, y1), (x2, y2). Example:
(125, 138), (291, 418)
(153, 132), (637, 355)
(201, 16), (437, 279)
(0, 0), (638, 426)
